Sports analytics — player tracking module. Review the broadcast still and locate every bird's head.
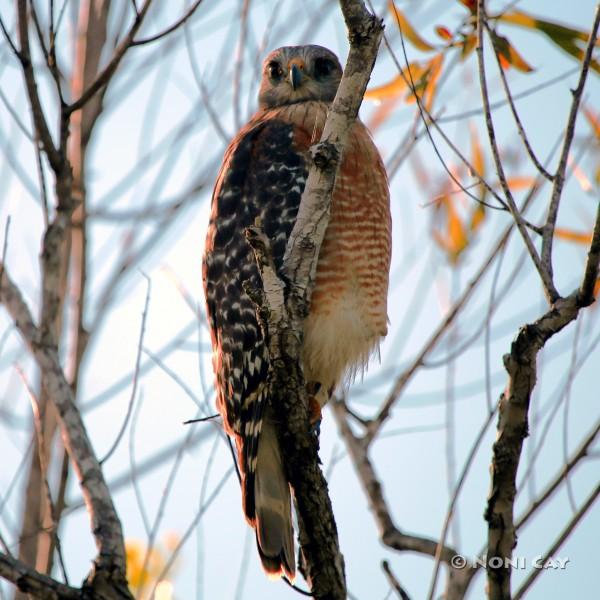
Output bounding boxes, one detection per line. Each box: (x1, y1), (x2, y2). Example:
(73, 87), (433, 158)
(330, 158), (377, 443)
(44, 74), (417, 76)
(258, 45), (343, 109)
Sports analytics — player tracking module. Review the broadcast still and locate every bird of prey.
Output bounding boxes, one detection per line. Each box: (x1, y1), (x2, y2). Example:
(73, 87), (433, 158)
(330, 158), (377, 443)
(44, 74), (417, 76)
(203, 44), (391, 580)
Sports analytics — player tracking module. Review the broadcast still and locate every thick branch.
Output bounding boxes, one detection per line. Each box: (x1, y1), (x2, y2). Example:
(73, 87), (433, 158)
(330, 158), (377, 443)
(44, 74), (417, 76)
(0, 552), (80, 599)
(484, 295), (579, 600)
(0, 266), (132, 597)
(578, 194), (600, 306)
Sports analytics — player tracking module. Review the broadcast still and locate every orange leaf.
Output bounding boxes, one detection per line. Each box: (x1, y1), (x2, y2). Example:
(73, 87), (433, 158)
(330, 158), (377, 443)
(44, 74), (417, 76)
(435, 25), (453, 41)
(496, 10), (600, 73)
(364, 62), (425, 101)
(433, 196), (469, 264)
(423, 54), (444, 111)
(491, 32), (534, 72)
(388, 2), (435, 52)
(505, 176), (537, 191)
(457, 0), (477, 14)
(447, 201), (469, 262)
(555, 228), (593, 245)
(469, 204), (486, 232)
(459, 33), (478, 61)
(498, 11), (600, 46)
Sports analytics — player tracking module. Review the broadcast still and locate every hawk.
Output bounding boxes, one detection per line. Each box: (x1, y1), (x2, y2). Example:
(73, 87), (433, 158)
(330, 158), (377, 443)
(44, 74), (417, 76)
(203, 45), (391, 580)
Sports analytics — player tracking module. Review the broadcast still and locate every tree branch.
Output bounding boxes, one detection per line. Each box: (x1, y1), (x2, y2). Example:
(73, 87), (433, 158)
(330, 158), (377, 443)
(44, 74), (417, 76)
(0, 552), (80, 600)
(131, 0), (204, 46)
(16, 0), (63, 172)
(0, 266), (132, 597)
(513, 482), (600, 600)
(476, 0), (558, 303)
(541, 4), (600, 284)
(66, 0), (153, 114)
(331, 398), (472, 600)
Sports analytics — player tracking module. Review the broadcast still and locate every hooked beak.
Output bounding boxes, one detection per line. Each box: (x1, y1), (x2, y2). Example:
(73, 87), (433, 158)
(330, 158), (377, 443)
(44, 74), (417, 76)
(289, 59), (305, 91)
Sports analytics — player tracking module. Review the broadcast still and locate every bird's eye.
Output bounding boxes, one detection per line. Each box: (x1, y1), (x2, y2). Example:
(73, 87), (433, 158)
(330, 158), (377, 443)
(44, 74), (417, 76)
(314, 57), (336, 78)
(267, 61), (284, 80)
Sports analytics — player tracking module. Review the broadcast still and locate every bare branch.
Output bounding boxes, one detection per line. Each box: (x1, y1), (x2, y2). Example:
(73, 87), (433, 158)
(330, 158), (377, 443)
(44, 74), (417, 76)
(0, 266), (132, 596)
(100, 276), (151, 464)
(513, 482), (600, 600)
(331, 398), (472, 599)
(483, 20), (553, 182)
(131, 0), (205, 46)
(476, 0), (557, 303)
(16, 0), (62, 172)
(541, 5), (600, 284)
(578, 195), (600, 306)
(0, 552), (80, 599)
(382, 560), (411, 600)
(516, 417), (600, 531)
(66, 0), (153, 114)
(484, 289), (592, 598)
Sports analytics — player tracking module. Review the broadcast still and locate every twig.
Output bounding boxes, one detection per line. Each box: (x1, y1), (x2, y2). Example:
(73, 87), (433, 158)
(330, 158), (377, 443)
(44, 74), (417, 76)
(562, 316), (583, 512)
(513, 482), (600, 600)
(426, 406), (497, 600)
(516, 418), (600, 531)
(183, 24), (230, 143)
(367, 202), (530, 442)
(382, 561), (411, 600)
(483, 20), (552, 181)
(232, 0), (250, 131)
(16, 0), (62, 172)
(0, 13), (20, 57)
(100, 276), (151, 464)
(541, 4), (600, 284)
(132, 0), (205, 46)
(67, 0), (153, 114)
(149, 466), (234, 598)
(476, 0), (557, 303)
(183, 415), (219, 424)
(332, 398), (459, 565)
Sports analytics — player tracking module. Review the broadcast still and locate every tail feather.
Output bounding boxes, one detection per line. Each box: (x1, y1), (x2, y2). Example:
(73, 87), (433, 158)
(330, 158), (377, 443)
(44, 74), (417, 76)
(253, 414), (295, 580)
